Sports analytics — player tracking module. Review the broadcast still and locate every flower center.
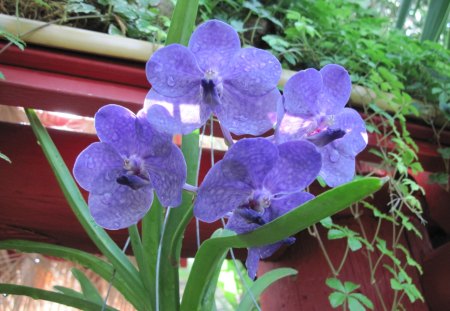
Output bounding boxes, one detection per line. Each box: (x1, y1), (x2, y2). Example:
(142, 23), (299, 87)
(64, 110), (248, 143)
(305, 115), (345, 147)
(116, 155), (150, 190)
(201, 69), (223, 109)
(236, 189), (272, 225)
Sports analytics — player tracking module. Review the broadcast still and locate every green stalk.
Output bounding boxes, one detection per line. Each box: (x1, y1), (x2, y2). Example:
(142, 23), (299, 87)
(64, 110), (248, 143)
(395, 0), (413, 29)
(421, 0), (450, 42)
(143, 0), (200, 310)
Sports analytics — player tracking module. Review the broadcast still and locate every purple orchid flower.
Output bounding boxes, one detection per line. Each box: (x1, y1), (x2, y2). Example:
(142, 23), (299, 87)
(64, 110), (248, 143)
(144, 20), (282, 136)
(276, 64), (368, 187)
(193, 138), (321, 278)
(73, 104), (186, 230)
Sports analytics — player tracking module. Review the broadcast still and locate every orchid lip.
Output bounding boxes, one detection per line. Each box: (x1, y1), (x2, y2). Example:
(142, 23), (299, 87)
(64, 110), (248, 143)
(307, 128), (346, 147)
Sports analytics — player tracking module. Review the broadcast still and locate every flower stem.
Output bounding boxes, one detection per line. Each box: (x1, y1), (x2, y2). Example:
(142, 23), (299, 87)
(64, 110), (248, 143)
(182, 183), (198, 193)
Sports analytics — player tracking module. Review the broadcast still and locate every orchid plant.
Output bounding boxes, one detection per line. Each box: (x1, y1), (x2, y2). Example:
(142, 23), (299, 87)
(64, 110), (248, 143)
(0, 1), (386, 310)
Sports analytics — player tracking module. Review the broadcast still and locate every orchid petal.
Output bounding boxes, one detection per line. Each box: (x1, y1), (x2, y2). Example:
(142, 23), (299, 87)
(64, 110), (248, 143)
(94, 105), (138, 156)
(330, 108), (368, 156)
(73, 142), (123, 193)
(217, 87), (280, 135)
(146, 44), (203, 97)
(188, 20), (241, 72)
(276, 112), (314, 144)
(223, 47), (282, 96)
(264, 140), (321, 194)
(222, 138), (279, 189)
(320, 147), (356, 187)
(144, 89), (211, 135)
(283, 68), (323, 116)
(89, 185), (153, 230)
(246, 248), (260, 280)
(135, 111), (173, 158)
(144, 144), (186, 207)
(194, 162), (253, 222)
(317, 64), (351, 115)
(270, 192), (315, 218)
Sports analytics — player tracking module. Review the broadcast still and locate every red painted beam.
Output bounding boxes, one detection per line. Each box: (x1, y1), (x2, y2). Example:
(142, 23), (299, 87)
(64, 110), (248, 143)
(0, 42), (148, 87)
(0, 64), (146, 117)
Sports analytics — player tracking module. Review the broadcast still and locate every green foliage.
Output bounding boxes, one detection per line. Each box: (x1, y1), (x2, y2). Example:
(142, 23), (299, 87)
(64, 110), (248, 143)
(66, 0), (170, 43)
(0, 284), (117, 311)
(236, 268), (297, 311)
(326, 278), (374, 310)
(0, 29), (26, 50)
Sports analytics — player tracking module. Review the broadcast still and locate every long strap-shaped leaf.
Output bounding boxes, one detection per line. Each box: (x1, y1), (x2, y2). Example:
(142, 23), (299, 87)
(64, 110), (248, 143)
(24, 109), (147, 309)
(236, 268), (297, 311)
(0, 284), (118, 311)
(0, 239), (140, 307)
(181, 177), (386, 311)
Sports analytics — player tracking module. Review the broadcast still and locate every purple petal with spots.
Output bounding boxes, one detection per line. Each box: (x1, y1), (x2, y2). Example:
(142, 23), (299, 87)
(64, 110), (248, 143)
(330, 108), (368, 156)
(246, 248), (260, 280)
(135, 111), (173, 158)
(317, 64), (352, 115)
(270, 192), (315, 218)
(225, 211), (261, 235)
(73, 142), (123, 193)
(258, 242), (284, 259)
(283, 68), (323, 116)
(264, 140), (321, 194)
(94, 105), (138, 156)
(194, 162), (253, 222)
(276, 112), (315, 144)
(245, 243), (284, 279)
(188, 20), (240, 72)
(144, 144), (186, 207)
(144, 89), (211, 135)
(146, 44), (203, 97)
(89, 184), (153, 230)
(216, 86), (280, 135)
(222, 138), (279, 189)
(223, 47), (282, 96)
(320, 146), (356, 187)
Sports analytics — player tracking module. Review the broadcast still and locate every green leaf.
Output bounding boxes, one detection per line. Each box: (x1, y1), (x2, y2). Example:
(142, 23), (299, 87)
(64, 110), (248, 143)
(0, 29), (26, 50)
(71, 268), (103, 304)
(320, 216), (333, 229)
(166, 0), (199, 45)
(326, 278), (345, 292)
(0, 284), (117, 311)
(0, 72), (5, 80)
(156, 0), (200, 309)
(24, 109), (146, 310)
(0, 239), (140, 307)
(429, 172), (449, 185)
(181, 177), (386, 311)
(421, 0), (450, 42)
(53, 286), (85, 299)
(351, 293), (374, 310)
(437, 147), (450, 159)
(327, 228), (347, 240)
(348, 296), (366, 311)
(237, 268), (297, 311)
(390, 278), (403, 291)
(344, 281), (360, 293)
(66, 0), (99, 14)
(348, 237), (363, 251)
(329, 292), (346, 308)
